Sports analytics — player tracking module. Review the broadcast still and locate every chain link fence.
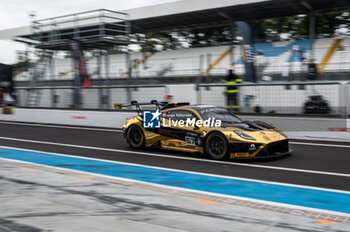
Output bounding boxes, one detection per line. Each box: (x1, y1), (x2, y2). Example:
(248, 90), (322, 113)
(15, 82), (349, 117)
(15, 85), (167, 110)
(197, 81), (348, 116)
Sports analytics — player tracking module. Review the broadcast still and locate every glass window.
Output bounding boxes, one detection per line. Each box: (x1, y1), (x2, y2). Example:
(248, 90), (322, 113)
(198, 107), (242, 123)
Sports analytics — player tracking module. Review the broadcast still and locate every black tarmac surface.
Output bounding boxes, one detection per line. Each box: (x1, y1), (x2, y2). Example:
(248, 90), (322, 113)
(0, 122), (349, 191)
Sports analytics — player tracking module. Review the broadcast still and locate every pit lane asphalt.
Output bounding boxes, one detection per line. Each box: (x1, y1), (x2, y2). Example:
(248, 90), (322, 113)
(0, 122), (349, 191)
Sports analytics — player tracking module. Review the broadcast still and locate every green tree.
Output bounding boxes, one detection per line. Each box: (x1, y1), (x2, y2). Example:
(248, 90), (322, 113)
(12, 50), (30, 73)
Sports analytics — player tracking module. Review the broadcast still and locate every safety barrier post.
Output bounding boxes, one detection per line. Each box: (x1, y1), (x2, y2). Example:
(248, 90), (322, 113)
(346, 82), (350, 117)
(338, 82), (348, 117)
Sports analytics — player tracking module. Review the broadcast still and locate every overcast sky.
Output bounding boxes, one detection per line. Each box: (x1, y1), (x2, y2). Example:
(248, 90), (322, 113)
(0, 0), (178, 64)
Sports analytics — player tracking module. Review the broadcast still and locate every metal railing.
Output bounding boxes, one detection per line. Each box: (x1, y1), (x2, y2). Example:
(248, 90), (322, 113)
(30, 9), (130, 49)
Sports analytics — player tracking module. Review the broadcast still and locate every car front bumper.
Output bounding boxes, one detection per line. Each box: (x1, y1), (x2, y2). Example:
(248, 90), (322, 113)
(229, 139), (291, 159)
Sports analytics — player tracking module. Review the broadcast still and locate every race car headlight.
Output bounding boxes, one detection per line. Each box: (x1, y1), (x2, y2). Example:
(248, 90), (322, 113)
(233, 130), (256, 140)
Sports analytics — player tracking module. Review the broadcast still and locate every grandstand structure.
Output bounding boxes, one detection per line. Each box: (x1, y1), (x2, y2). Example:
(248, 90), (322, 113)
(11, 37), (350, 82)
(0, 0), (349, 110)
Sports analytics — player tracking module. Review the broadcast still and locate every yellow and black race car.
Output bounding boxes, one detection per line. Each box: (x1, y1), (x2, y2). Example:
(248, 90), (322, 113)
(122, 101), (291, 160)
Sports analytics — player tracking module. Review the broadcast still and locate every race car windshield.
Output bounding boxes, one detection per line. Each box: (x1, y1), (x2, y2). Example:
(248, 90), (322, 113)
(199, 108), (242, 123)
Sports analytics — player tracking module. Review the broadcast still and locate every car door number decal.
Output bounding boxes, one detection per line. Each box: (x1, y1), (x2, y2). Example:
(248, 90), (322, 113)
(185, 136), (196, 146)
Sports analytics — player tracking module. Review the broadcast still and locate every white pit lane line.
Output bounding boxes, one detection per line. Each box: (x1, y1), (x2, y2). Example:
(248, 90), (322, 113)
(0, 136), (349, 178)
(289, 141), (350, 148)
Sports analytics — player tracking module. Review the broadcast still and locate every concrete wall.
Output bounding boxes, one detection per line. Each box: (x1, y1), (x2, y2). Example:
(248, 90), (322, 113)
(0, 108), (135, 128)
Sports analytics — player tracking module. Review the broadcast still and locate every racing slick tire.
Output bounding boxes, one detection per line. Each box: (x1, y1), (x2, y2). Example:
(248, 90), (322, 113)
(127, 125), (145, 149)
(205, 132), (229, 160)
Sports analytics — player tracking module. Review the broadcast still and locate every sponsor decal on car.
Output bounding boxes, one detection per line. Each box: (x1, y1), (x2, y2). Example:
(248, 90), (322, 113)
(162, 117), (221, 128)
(185, 136), (196, 146)
(143, 110), (161, 128)
(143, 110), (222, 128)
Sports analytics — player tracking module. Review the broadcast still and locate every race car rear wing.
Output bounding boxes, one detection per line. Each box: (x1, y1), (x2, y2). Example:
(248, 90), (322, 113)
(124, 100), (190, 116)
(161, 102), (190, 110)
(124, 100), (165, 116)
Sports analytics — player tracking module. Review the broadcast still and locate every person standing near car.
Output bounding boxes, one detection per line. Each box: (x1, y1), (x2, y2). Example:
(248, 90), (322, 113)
(307, 60), (318, 80)
(224, 66), (242, 112)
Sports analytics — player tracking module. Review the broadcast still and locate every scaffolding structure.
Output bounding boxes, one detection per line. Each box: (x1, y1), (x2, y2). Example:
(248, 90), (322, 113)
(26, 9), (132, 109)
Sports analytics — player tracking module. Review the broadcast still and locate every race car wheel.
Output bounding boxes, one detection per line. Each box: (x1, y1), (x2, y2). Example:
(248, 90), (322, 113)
(205, 132), (229, 160)
(127, 125), (145, 149)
